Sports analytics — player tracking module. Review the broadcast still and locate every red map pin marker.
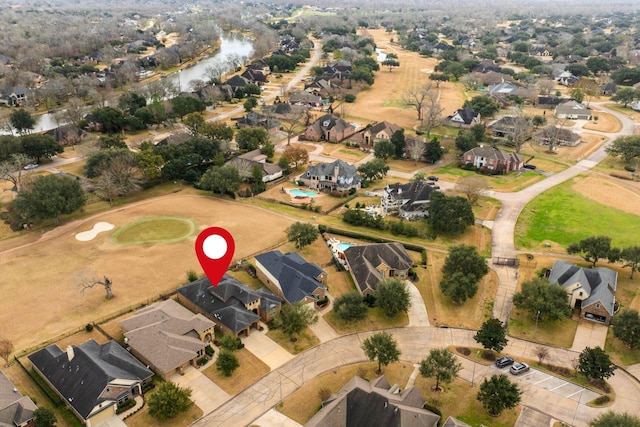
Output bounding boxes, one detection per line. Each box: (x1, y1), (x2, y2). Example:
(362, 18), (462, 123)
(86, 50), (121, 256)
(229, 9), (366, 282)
(195, 227), (235, 287)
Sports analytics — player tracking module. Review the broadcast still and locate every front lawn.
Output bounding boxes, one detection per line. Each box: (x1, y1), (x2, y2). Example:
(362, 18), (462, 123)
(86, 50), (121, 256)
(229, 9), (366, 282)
(516, 179), (640, 250)
(202, 348), (270, 395)
(125, 394), (203, 427)
(430, 163), (544, 191)
(266, 327), (320, 354)
(507, 309), (578, 348)
(324, 306), (408, 334)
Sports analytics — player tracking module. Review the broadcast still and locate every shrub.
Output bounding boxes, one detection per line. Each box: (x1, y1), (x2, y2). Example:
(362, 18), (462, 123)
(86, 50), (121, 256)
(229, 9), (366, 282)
(592, 395), (610, 405)
(85, 323), (94, 332)
(197, 356), (208, 366)
(624, 165), (636, 172)
(344, 93), (356, 103)
(481, 350), (496, 361)
(186, 269), (198, 282)
(456, 347), (471, 356)
(205, 345), (215, 357)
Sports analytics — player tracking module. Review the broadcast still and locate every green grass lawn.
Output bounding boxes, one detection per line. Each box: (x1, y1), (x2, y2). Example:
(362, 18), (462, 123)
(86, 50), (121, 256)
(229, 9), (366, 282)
(431, 163), (543, 191)
(508, 308), (578, 348)
(324, 307), (408, 334)
(112, 216), (196, 244)
(516, 179), (640, 250)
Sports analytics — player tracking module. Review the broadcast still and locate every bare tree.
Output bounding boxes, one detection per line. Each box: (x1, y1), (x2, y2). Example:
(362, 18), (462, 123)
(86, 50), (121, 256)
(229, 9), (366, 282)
(508, 108), (532, 153)
(460, 74), (482, 91)
(64, 97), (87, 125)
(406, 138), (425, 165)
(0, 339), (14, 367)
(281, 110), (305, 145)
(533, 346), (549, 364)
(80, 275), (114, 300)
(0, 154), (32, 192)
(401, 83), (435, 122)
(455, 175), (489, 205)
(95, 154), (142, 204)
(537, 79), (555, 96)
(422, 95), (443, 137)
(205, 62), (227, 83)
(539, 121), (568, 153)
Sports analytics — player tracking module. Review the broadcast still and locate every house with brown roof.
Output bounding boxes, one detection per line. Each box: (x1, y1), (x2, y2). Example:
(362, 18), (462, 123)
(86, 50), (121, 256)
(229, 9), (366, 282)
(226, 149), (283, 183)
(119, 299), (215, 380)
(349, 121), (402, 150)
(306, 375), (439, 427)
(462, 146), (523, 173)
(289, 92), (322, 107)
(547, 260), (617, 325)
(343, 242), (413, 296)
(302, 113), (355, 143)
(177, 275), (281, 337)
(533, 125), (581, 147)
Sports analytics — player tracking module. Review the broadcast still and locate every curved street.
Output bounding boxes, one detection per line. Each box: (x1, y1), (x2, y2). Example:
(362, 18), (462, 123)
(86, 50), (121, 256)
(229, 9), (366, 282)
(193, 104), (640, 427)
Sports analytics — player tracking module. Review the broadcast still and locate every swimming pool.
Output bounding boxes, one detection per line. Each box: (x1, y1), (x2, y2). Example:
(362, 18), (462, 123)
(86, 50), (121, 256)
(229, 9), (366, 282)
(290, 189), (319, 197)
(336, 243), (355, 252)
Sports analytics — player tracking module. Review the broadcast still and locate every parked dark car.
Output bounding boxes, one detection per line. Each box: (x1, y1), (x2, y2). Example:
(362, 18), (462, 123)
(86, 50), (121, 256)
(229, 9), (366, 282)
(427, 175), (439, 181)
(523, 164), (537, 170)
(496, 356), (514, 369)
(510, 362), (530, 375)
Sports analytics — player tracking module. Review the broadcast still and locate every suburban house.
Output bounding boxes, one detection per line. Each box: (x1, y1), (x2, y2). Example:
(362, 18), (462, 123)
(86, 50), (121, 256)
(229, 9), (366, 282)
(556, 71), (579, 86)
(29, 340), (153, 427)
(343, 242), (413, 295)
(226, 149), (283, 183)
(154, 132), (191, 146)
(349, 121), (402, 150)
(0, 86), (32, 107)
(254, 250), (327, 305)
(302, 114), (356, 143)
(177, 275), (282, 337)
(462, 146), (524, 173)
(44, 124), (88, 146)
(119, 299), (215, 380)
(305, 375), (440, 427)
(488, 116), (532, 138)
(223, 75), (252, 94)
(231, 112), (280, 134)
(555, 100), (592, 120)
(533, 125), (581, 147)
(547, 260), (617, 325)
(289, 92), (322, 107)
(381, 181), (437, 220)
(241, 68), (269, 84)
(0, 371), (37, 427)
(447, 108), (481, 128)
(301, 159), (361, 193)
(304, 78), (340, 97)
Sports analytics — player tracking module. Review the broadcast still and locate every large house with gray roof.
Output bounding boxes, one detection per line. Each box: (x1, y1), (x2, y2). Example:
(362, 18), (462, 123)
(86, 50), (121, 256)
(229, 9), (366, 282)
(547, 260), (617, 325)
(382, 181), (437, 220)
(447, 108), (480, 128)
(177, 275), (281, 337)
(306, 375), (439, 427)
(555, 100), (592, 120)
(255, 251), (327, 305)
(29, 340), (153, 427)
(343, 242), (413, 296)
(0, 370), (37, 427)
(301, 159), (361, 193)
(119, 299), (215, 380)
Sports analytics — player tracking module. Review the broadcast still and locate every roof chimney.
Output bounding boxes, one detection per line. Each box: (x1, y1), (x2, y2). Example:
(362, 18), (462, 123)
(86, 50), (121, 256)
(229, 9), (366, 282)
(66, 345), (74, 361)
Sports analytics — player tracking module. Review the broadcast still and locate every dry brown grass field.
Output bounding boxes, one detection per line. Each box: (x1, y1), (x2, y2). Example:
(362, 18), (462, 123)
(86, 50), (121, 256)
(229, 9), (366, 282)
(0, 195), (294, 352)
(571, 175), (640, 215)
(343, 29), (465, 132)
(203, 348), (271, 395)
(582, 110), (621, 133)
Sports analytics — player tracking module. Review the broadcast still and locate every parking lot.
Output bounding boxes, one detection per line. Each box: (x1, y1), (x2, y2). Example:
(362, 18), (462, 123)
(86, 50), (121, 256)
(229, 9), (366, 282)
(492, 364), (600, 403)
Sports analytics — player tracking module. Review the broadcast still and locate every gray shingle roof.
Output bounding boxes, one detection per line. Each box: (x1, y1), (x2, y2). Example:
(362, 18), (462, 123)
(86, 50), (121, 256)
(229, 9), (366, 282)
(28, 340), (153, 420)
(255, 251), (326, 304)
(465, 146), (524, 165)
(177, 276), (274, 334)
(343, 243), (413, 293)
(386, 181), (435, 213)
(548, 260), (617, 316)
(306, 376), (439, 427)
(305, 159), (361, 188)
(0, 371), (36, 427)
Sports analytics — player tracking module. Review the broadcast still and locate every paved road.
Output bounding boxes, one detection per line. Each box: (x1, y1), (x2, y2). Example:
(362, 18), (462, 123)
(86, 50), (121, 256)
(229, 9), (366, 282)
(489, 103), (636, 323)
(192, 327), (640, 427)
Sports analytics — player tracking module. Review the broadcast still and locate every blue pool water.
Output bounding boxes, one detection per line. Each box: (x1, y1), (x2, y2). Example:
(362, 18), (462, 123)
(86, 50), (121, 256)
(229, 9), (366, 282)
(337, 243), (355, 252)
(290, 189), (319, 197)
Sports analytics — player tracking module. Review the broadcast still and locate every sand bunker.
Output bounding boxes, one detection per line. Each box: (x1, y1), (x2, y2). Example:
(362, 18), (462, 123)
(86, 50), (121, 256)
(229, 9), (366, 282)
(75, 222), (115, 242)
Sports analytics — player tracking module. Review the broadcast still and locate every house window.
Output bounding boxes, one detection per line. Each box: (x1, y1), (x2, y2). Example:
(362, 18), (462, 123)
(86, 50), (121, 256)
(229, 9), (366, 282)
(596, 303), (600, 309)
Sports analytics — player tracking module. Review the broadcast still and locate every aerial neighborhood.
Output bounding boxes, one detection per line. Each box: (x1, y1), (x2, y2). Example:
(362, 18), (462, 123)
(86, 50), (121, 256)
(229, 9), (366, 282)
(1, 1), (640, 427)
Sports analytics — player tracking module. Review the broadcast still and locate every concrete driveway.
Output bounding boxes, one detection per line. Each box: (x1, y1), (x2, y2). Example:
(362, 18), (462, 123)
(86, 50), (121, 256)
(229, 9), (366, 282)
(242, 327), (295, 370)
(251, 408), (302, 427)
(170, 366), (230, 414)
(570, 320), (608, 352)
(406, 281), (430, 326)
